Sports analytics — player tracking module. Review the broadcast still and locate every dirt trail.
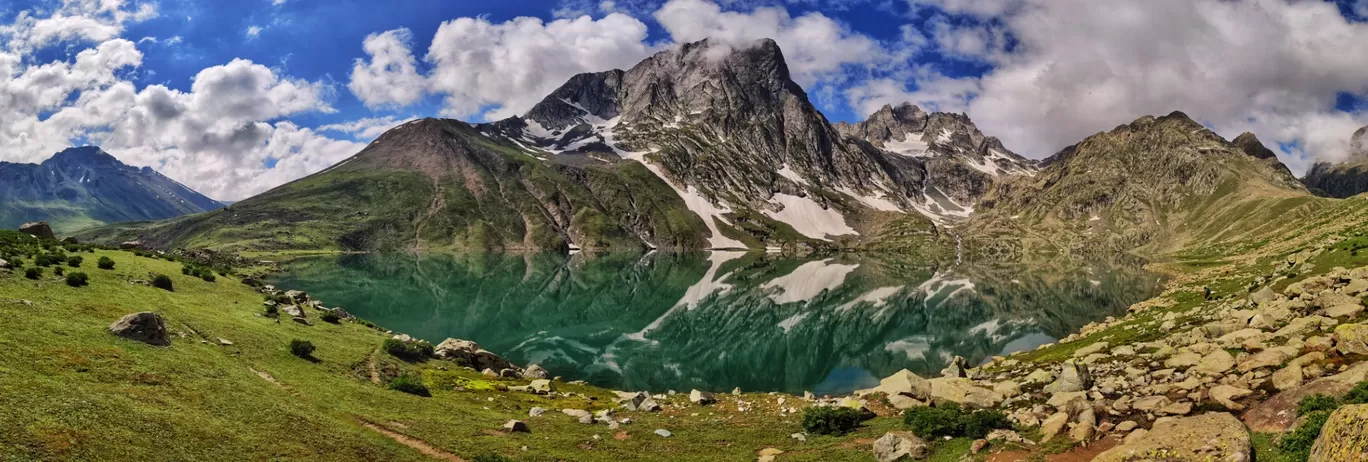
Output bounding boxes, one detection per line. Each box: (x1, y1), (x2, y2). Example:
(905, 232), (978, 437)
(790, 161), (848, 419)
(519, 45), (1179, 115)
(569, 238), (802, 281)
(361, 422), (465, 462)
(367, 347), (382, 385)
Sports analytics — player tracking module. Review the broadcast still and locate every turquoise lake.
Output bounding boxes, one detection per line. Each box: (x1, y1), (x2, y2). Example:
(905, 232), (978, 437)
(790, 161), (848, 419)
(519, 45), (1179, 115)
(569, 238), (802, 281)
(269, 252), (1163, 395)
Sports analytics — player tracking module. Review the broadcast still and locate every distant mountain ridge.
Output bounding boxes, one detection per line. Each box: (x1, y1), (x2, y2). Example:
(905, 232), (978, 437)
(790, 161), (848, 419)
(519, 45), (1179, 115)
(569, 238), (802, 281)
(0, 147), (222, 233)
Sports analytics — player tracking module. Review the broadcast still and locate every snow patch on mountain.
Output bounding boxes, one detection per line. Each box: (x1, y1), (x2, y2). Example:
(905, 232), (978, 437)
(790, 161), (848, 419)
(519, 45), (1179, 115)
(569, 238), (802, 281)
(764, 193), (858, 240)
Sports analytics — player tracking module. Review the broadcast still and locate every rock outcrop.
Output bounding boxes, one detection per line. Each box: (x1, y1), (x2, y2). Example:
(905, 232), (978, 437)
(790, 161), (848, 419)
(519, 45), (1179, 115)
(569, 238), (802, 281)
(18, 222), (54, 240)
(1310, 404), (1368, 462)
(1093, 413), (1250, 462)
(108, 312), (170, 346)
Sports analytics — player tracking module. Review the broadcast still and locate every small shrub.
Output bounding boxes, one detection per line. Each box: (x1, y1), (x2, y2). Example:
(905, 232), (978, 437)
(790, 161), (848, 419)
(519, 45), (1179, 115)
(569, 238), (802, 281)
(289, 339), (315, 358)
(383, 338), (435, 361)
(24, 267), (41, 279)
(201, 272), (216, 282)
(903, 403), (1011, 439)
(801, 406), (863, 436)
(1280, 410), (1331, 459)
(151, 274), (174, 291)
(1296, 394), (1339, 415)
(321, 312), (341, 324)
(67, 256), (82, 267)
(53, 266), (64, 276)
(1342, 381), (1368, 405)
(97, 256), (115, 270)
(264, 304), (279, 317)
(64, 272), (89, 287)
(388, 373), (431, 397)
(472, 455), (512, 462)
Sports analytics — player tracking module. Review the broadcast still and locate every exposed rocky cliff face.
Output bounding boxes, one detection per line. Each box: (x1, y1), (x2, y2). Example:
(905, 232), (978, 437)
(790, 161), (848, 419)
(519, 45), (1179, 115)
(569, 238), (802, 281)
(0, 147), (221, 233)
(481, 39), (1031, 249)
(1302, 126), (1368, 198)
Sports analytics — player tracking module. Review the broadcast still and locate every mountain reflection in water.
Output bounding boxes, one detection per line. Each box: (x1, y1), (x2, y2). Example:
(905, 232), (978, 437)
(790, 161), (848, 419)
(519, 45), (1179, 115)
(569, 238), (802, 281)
(269, 252), (1162, 395)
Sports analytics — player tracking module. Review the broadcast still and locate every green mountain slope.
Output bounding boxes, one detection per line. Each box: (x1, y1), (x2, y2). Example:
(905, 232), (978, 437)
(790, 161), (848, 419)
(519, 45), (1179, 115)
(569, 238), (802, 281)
(966, 112), (1322, 257)
(0, 147), (222, 234)
(78, 120), (711, 252)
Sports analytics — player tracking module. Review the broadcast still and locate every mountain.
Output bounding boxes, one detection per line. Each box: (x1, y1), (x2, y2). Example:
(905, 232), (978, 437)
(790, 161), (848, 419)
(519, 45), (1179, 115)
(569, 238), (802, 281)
(1302, 126), (1368, 198)
(0, 147), (222, 233)
(969, 112), (1315, 255)
(78, 38), (1028, 253)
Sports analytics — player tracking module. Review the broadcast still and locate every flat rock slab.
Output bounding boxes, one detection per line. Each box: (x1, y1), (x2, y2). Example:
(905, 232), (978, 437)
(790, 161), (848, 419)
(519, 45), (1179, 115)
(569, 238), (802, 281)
(1093, 412), (1250, 462)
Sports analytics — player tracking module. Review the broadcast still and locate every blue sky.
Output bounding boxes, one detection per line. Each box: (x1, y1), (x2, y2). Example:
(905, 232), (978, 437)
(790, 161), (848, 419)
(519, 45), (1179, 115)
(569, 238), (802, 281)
(3, 0), (1368, 200)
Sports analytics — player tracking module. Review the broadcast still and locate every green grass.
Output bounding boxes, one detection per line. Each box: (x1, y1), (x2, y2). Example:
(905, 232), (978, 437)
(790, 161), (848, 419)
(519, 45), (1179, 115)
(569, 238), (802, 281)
(0, 247), (900, 461)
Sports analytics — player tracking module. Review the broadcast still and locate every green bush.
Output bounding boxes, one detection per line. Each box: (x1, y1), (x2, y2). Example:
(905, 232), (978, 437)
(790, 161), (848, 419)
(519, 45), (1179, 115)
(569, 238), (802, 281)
(903, 403), (1011, 439)
(289, 339), (315, 358)
(64, 272), (89, 287)
(383, 338), (435, 361)
(1280, 410), (1331, 459)
(472, 454), (512, 462)
(151, 274), (174, 291)
(321, 312), (341, 324)
(264, 304), (279, 317)
(201, 272), (216, 282)
(97, 256), (115, 270)
(24, 267), (41, 279)
(1343, 381), (1368, 405)
(800, 406), (863, 436)
(1297, 394), (1339, 415)
(67, 256), (82, 267)
(53, 266), (64, 276)
(388, 373), (431, 397)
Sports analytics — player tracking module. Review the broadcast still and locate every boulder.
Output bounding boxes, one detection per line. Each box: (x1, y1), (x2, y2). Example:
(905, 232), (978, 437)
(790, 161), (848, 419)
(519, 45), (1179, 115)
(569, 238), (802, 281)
(1326, 304), (1365, 319)
(522, 364), (549, 379)
(503, 420), (530, 433)
(1334, 324), (1368, 356)
(1094, 413), (1250, 462)
(0, 258), (8, 269)
(108, 312), (170, 346)
(1271, 366), (1304, 391)
(872, 431), (927, 462)
(941, 356), (969, 378)
(618, 391), (662, 412)
(1238, 347), (1296, 372)
(1132, 395), (1172, 413)
(862, 369), (932, 399)
(1209, 385), (1253, 410)
(1024, 369), (1055, 384)
(688, 389), (716, 405)
(1165, 352), (1203, 368)
(992, 380), (1022, 398)
(281, 305), (305, 318)
(1194, 349), (1236, 375)
(886, 394), (926, 410)
(529, 407), (546, 417)
(119, 241), (142, 249)
(18, 222), (54, 240)
(653, 429), (672, 438)
(1043, 361), (1093, 394)
(927, 378), (1002, 408)
(1309, 404), (1368, 461)
(529, 379), (555, 394)
(1040, 412), (1069, 442)
(1070, 408), (1097, 442)
(434, 338), (512, 371)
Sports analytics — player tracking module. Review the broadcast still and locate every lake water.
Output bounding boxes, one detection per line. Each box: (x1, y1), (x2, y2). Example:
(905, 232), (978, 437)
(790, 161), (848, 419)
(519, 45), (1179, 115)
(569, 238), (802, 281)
(269, 252), (1163, 395)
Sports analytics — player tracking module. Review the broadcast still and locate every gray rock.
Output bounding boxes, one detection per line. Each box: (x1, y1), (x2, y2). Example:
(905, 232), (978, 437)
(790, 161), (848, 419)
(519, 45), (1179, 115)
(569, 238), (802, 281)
(529, 379), (555, 394)
(563, 409), (594, 424)
(654, 429), (672, 438)
(529, 407), (546, 417)
(108, 312), (170, 346)
(618, 391), (662, 412)
(1040, 412), (1069, 442)
(1043, 361), (1092, 394)
(18, 222), (54, 240)
(872, 431), (928, 462)
(688, 389), (716, 405)
(503, 420), (529, 433)
(522, 364), (549, 379)
(1094, 413), (1250, 462)
(941, 355), (969, 378)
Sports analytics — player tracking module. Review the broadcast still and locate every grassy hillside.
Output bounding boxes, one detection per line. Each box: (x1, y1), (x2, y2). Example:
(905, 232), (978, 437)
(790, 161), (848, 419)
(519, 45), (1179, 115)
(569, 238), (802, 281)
(77, 120), (716, 253)
(0, 235), (945, 461)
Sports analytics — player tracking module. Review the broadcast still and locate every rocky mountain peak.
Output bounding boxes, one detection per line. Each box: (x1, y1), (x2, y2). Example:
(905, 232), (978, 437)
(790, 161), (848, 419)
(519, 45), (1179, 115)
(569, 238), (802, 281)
(523, 70), (625, 132)
(44, 146), (124, 169)
(1232, 132), (1278, 160)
